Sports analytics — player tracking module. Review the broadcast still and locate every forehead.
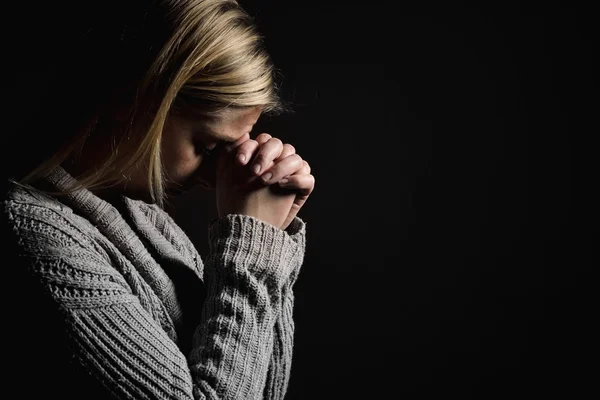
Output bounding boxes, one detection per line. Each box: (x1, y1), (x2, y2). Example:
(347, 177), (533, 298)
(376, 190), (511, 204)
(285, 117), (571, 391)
(214, 106), (262, 126)
(204, 106), (263, 141)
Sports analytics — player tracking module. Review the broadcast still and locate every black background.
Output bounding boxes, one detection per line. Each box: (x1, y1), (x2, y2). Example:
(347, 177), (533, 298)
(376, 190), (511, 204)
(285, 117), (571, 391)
(4, 1), (593, 399)
(170, 2), (593, 398)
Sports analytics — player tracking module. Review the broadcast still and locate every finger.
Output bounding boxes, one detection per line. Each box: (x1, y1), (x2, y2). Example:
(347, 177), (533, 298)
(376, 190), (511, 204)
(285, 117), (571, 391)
(302, 160), (311, 175)
(250, 137), (283, 175)
(260, 154), (304, 184)
(277, 173), (315, 196)
(254, 132), (272, 145)
(235, 139), (259, 165)
(288, 160), (311, 176)
(278, 172), (315, 228)
(275, 143), (296, 161)
(224, 133), (251, 152)
(278, 160), (310, 178)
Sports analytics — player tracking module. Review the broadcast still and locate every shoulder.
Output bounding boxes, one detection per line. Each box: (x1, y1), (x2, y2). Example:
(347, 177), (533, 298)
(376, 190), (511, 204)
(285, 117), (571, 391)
(5, 182), (70, 218)
(3, 184), (133, 303)
(3, 183), (106, 257)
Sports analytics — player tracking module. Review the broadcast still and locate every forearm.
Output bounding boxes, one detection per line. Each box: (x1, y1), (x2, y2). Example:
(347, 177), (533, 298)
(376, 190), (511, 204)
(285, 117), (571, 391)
(262, 216), (306, 399)
(261, 289), (296, 399)
(189, 214), (305, 399)
(189, 257), (280, 398)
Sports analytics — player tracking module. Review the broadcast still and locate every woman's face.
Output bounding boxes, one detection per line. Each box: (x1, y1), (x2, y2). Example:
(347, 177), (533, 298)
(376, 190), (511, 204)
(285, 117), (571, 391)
(160, 106), (262, 194)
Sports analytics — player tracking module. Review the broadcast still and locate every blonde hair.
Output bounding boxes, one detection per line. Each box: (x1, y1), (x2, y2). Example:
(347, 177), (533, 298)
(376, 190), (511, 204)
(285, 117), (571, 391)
(18, 0), (284, 207)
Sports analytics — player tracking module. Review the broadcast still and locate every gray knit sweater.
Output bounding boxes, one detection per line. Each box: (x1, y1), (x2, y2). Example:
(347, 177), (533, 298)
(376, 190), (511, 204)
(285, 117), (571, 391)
(3, 166), (306, 399)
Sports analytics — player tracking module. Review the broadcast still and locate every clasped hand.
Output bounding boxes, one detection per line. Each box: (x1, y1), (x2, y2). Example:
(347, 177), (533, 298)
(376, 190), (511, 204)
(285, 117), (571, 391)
(215, 133), (315, 230)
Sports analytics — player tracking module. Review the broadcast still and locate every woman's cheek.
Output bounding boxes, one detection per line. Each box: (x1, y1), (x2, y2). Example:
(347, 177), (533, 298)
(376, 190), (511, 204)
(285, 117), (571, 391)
(164, 146), (201, 183)
(180, 152), (203, 182)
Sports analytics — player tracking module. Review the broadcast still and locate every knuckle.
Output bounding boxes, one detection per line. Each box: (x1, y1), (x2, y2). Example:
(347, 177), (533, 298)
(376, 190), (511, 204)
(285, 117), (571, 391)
(256, 133), (272, 141)
(291, 154), (304, 165)
(282, 143), (296, 154)
(240, 139), (258, 149)
(269, 137), (283, 147)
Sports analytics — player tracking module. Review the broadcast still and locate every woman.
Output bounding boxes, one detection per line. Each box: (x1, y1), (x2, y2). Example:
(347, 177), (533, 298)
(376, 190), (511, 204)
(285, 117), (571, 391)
(2, 0), (314, 399)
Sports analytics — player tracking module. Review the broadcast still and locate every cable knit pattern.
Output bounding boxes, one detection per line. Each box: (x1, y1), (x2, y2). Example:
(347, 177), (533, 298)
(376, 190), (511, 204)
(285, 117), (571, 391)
(3, 166), (306, 399)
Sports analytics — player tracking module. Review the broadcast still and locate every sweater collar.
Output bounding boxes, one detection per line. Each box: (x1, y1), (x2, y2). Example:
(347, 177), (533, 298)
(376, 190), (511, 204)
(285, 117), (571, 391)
(42, 166), (205, 342)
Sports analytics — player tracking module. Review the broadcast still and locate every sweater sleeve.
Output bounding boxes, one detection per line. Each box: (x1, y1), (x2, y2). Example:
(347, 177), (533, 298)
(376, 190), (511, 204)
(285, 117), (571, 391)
(260, 217), (306, 399)
(157, 208), (306, 400)
(7, 207), (306, 400)
(198, 215), (305, 399)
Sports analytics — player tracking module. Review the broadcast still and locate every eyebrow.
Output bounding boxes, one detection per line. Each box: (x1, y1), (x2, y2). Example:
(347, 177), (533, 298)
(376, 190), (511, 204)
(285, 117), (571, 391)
(206, 123), (256, 143)
(201, 125), (237, 143)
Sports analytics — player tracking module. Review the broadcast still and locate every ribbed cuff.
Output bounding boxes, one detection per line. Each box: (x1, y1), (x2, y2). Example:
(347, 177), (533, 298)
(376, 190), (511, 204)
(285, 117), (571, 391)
(207, 215), (306, 290)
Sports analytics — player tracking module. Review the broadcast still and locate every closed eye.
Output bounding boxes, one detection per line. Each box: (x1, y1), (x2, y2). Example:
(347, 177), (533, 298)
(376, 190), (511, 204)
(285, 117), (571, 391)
(198, 141), (228, 157)
(199, 146), (215, 157)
